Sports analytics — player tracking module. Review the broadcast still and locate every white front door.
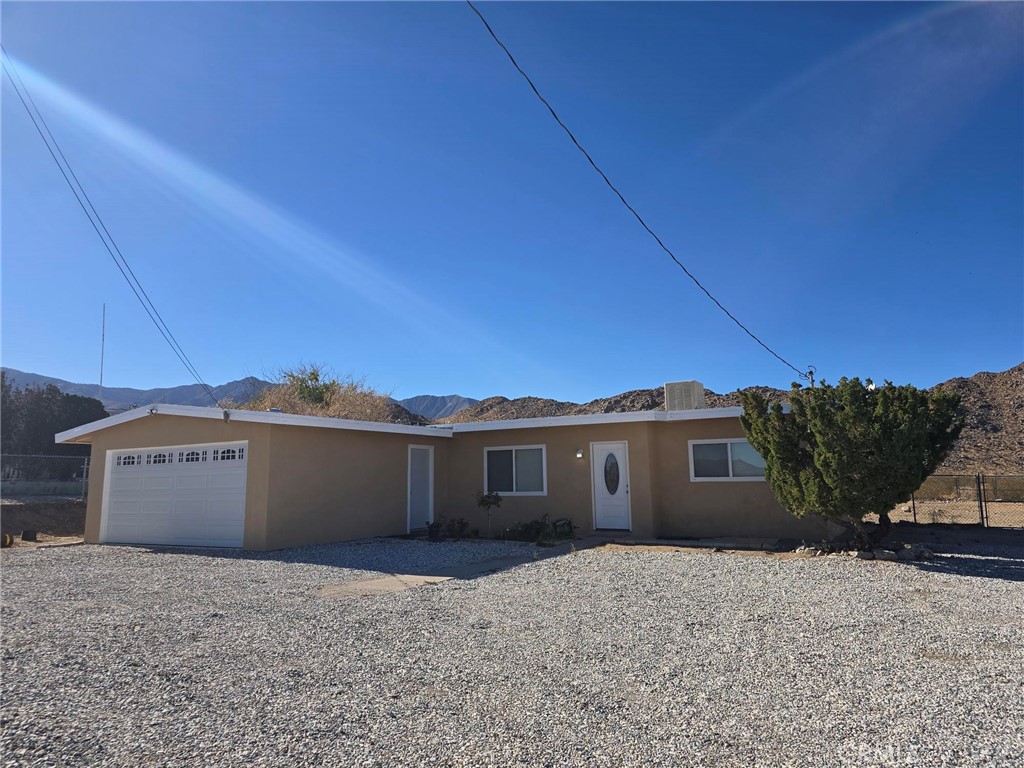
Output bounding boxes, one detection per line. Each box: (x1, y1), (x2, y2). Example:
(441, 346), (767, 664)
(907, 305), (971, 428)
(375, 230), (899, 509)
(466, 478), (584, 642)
(408, 445), (434, 532)
(102, 442), (248, 548)
(592, 441), (630, 530)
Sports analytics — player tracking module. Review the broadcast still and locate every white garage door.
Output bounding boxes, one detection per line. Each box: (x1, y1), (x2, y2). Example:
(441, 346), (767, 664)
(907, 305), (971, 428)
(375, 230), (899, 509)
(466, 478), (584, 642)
(102, 441), (248, 547)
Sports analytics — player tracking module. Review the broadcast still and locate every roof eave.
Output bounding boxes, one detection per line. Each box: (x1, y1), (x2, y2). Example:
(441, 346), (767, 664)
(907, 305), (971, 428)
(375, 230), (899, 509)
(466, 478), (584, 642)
(55, 403), (759, 444)
(447, 406), (747, 433)
(55, 404), (453, 443)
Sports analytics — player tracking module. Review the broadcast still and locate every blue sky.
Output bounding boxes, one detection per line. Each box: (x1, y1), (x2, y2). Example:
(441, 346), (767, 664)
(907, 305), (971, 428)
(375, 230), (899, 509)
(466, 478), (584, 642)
(2, 2), (1021, 402)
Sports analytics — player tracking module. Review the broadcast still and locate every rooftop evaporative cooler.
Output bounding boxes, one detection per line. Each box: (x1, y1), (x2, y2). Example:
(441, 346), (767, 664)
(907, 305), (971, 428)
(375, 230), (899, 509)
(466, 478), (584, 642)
(664, 380), (705, 411)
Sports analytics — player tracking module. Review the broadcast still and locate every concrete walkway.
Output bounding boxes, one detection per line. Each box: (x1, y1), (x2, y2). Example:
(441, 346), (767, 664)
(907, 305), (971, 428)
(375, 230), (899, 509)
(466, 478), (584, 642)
(314, 535), (799, 599)
(317, 573), (452, 598)
(612, 536), (782, 551)
(316, 537), (604, 599)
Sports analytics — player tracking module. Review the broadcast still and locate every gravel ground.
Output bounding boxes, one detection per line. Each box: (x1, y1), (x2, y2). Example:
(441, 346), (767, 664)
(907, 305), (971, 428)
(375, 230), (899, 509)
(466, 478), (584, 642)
(2, 539), (1023, 767)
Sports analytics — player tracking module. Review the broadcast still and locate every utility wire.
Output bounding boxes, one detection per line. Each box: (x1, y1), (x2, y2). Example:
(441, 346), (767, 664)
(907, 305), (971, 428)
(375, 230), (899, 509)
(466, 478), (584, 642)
(1, 45), (216, 405)
(2, 47), (222, 407)
(466, 1), (815, 383)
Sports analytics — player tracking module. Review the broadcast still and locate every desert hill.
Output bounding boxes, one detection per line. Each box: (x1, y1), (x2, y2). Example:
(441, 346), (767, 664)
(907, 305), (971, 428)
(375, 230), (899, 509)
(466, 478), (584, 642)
(445, 366), (1023, 474)
(934, 363), (1023, 473)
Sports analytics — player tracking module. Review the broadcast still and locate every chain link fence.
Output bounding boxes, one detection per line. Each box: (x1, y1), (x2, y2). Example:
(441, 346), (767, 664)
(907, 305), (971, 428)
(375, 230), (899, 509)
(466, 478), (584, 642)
(887, 474), (1024, 529)
(982, 475), (1024, 528)
(0, 455), (90, 500)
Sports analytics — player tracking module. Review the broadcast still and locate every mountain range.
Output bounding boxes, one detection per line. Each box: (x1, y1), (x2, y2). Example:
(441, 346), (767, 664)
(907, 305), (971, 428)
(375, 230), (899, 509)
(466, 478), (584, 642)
(442, 364), (1023, 474)
(393, 394), (479, 420)
(0, 368), (477, 421)
(3, 364), (1019, 473)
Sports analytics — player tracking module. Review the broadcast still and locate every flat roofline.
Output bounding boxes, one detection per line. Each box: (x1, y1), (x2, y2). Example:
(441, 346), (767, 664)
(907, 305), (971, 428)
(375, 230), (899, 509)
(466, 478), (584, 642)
(55, 404), (455, 444)
(443, 406), (746, 433)
(56, 403), (761, 444)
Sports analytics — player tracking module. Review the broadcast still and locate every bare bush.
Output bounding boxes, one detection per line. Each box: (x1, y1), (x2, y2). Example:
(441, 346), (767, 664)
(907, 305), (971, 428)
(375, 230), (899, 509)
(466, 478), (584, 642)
(233, 363), (426, 425)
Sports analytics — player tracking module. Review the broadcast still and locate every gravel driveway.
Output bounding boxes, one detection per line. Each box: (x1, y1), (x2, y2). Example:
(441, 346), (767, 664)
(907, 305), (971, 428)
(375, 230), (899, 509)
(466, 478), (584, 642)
(2, 539), (1023, 767)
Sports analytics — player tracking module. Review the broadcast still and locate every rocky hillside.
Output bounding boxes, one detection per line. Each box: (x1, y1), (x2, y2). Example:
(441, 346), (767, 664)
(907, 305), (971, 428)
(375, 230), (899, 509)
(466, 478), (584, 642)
(442, 385), (789, 423)
(445, 365), (1023, 474)
(935, 363), (1023, 474)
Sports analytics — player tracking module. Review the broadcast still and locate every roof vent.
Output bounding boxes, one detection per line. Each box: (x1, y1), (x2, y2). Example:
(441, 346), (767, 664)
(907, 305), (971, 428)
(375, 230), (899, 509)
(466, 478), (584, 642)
(664, 380), (705, 411)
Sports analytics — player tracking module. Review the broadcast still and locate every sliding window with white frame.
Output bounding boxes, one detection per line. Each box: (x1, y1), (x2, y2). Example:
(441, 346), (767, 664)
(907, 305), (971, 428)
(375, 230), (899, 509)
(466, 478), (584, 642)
(484, 445), (547, 495)
(689, 438), (766, 482)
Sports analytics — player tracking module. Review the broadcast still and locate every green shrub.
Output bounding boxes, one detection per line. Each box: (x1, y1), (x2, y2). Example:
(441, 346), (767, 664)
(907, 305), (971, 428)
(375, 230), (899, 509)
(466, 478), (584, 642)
(740, 377), (962, 549)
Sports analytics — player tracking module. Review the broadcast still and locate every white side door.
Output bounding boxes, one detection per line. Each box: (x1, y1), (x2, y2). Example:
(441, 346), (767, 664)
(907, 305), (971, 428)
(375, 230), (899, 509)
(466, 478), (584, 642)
(407, 445), (434, 532)
(592, 441), (631, 530)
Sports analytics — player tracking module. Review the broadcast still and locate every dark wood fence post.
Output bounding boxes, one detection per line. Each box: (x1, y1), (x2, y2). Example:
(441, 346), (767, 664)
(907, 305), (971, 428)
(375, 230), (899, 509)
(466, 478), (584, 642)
(81, 456), (90, 500)
(911, 492), (917, 524)
(975, 474), (985, 527)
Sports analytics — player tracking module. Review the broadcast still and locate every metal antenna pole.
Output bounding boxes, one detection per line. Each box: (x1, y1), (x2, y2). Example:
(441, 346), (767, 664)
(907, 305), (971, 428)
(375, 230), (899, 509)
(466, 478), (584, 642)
(99, 303), (106, 405)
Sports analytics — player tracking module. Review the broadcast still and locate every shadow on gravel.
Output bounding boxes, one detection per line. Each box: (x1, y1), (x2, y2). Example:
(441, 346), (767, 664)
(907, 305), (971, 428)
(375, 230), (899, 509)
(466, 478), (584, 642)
(910, 553), (1024, 583)
(113, 538), (571, 580)
(875, 523), (1024, 583)
(888, 521), (1024, 546)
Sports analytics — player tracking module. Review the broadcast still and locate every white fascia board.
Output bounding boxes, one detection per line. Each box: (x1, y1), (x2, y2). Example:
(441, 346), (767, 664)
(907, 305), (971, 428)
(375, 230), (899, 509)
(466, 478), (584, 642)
(55, 408), (153, 443)
(55, 403), (770, 444)
(665, 406), (746, 421)
(448, 407), (745, 433)
(55, 404), (453, 444)
(218, 407), (452, 437)
(448, 411), (660, 433)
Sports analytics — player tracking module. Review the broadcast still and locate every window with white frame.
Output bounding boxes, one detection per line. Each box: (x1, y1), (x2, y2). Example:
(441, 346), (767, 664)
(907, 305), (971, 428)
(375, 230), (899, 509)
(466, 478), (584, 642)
(689, 439), (766, 481)
(485, 446), (546, 495)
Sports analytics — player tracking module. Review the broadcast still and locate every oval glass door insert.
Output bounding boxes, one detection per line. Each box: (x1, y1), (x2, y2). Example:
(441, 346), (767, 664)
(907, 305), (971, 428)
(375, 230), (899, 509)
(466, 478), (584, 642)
(604, 453), (620, 494)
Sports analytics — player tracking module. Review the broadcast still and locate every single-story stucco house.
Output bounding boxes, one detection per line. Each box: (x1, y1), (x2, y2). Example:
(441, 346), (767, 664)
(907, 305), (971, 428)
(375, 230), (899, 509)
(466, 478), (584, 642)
(55, 382), (836, 550)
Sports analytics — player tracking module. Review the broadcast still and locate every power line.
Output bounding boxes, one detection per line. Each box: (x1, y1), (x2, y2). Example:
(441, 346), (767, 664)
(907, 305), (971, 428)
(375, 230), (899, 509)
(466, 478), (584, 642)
(465, 1), (814, 383)
(1, 46), (219, 406)
(2, 45), (216, 404)
(1, 47), (222, 407)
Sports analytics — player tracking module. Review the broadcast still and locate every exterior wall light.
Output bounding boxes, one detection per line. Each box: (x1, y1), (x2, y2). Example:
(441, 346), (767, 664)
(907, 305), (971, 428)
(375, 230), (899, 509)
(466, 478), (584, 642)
(576, 449), (584, 459)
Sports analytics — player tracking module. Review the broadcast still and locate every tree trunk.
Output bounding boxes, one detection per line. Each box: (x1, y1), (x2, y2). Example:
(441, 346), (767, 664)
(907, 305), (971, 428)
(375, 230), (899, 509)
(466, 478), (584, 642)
(870, 510), (892, 547)
(840, 512), (892, 551)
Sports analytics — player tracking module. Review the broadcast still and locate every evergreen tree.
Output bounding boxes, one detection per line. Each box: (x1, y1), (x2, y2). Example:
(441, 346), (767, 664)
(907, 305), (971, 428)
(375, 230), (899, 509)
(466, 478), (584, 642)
(0, 372), (108, 456)
(739, 378), (962, 549)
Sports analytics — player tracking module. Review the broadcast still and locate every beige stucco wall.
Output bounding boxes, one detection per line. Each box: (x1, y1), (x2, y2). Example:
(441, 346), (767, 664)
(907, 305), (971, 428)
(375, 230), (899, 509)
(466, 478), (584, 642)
(440, 422), (658, 538)
(262, 425), (449, 550)
(79, 414), (273, 549)
(76, 411), (835, 552)
(78, 414), (451, 551)
(651, 419), (835, 540)
(441, 417), (834, 542)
